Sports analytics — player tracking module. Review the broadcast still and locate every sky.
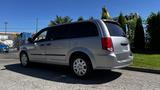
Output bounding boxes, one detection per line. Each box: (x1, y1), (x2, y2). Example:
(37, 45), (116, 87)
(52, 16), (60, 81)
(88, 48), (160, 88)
(0, 0), (159, 33)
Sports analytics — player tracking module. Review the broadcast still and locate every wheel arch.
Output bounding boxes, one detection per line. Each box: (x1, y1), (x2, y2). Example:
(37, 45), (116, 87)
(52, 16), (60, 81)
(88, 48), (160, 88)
(19, 50), (28, 59)
(66, 47), (96, 69)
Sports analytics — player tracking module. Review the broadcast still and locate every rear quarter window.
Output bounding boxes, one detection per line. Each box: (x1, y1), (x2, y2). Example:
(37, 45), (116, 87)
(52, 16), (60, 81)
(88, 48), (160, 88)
(105, 22), (126, 37)
(68, 22), (99, 38)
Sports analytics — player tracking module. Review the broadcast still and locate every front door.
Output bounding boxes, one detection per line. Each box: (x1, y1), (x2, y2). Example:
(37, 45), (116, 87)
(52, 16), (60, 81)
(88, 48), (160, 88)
(29, 30), (48, 62)
(45, 26), (70, 64)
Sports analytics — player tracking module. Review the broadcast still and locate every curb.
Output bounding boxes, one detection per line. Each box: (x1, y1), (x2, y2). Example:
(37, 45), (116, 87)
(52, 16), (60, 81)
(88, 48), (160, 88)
(122, 66), (160, 74)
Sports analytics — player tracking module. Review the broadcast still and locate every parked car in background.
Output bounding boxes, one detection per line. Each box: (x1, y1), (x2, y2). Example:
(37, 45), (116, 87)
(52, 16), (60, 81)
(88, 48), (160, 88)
(14, 32), (32, 51)
(3, 40), (13, 47)
(0, 43), (9, 53)
(19, 19), (133, 78)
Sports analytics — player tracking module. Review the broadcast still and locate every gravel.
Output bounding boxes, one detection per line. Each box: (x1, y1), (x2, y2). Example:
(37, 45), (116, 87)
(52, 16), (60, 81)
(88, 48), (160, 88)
(0, 52), (159, 90)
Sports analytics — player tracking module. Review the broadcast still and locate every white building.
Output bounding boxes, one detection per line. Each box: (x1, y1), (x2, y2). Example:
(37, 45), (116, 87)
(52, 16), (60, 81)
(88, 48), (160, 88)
(0, 32), (20, 47)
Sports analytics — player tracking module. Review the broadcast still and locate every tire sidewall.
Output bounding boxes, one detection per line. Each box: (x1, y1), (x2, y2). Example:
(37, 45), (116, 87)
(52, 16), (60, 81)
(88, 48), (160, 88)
(70, 54), (92, 78)
(20, 52), (29, 67)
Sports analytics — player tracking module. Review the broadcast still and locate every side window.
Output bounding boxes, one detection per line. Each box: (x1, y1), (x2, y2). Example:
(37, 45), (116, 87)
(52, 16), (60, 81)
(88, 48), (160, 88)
(68, 22), (99, 38)
(47, 25), (69, 40)
(34, 30), (47, 42)
(46, 22), (99, 40)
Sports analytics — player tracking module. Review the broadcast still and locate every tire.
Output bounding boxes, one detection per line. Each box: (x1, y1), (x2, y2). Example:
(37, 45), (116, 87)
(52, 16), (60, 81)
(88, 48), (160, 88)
(70, 54), (93, 78)
(5, 51), (9, 53)
(20, 52), (30, 67)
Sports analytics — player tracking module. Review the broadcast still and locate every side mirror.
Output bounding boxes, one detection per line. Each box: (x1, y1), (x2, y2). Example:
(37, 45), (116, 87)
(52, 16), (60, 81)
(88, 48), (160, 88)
(28, 38), (33, 43)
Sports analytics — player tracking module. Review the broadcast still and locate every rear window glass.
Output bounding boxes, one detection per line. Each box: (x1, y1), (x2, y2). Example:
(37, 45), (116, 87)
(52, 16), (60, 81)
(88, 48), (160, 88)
(105, 22), (126, 37)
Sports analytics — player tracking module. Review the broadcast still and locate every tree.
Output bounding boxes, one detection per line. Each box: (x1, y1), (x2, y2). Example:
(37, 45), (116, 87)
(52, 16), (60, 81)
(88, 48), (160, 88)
(125, 13), (139, 46)
(77, 16), (84, 21)
(64, 16), (72, 23)
(89, 16), (94, 20)
(118, 13), (127, 33)
(127, 18), (137, 44)
(49, 16), (72, 26)
(134, 17), (145, 50)
(101, 7), (111, 19)
(147, 12), (160, 50)
(125, 13), (139, 20)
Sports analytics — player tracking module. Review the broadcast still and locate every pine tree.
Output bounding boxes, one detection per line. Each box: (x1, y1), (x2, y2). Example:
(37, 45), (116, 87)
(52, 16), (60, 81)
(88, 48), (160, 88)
(134, 17), (145, 50)
(147, 12), (160, 50)
(118, 13), (127, 33)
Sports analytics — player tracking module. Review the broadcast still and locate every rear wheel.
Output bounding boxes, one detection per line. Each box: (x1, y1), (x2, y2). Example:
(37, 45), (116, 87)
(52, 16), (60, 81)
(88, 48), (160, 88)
(70, 54), (93, 78)
(20, 52), (30, 67)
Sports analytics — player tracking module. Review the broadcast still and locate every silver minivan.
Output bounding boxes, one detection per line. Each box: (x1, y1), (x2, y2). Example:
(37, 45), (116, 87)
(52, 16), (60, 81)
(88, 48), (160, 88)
(19, 19), (133, 77)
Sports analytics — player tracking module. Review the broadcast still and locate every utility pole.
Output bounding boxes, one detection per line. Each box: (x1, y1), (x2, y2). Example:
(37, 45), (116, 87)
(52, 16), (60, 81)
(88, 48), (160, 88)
(36, 18), (38, 33)
(4, 22), (8, 35)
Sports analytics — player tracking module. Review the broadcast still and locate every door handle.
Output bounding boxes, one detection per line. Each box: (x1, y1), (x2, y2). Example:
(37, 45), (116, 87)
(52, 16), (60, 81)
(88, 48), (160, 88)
(121, 43), (128, 46)
(40, 44), (45, 46)
(46, 43), (51, 46)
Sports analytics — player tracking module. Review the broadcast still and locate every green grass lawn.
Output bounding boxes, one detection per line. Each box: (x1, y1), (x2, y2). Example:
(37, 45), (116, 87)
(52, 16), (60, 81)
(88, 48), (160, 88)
(131, 53), (160, 70)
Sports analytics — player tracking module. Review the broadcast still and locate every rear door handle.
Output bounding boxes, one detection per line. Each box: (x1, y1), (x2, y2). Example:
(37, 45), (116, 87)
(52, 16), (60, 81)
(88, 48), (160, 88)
(121, 43), (128, 46)
(40, 44), (45, 46)
(46, 43), (51, 46)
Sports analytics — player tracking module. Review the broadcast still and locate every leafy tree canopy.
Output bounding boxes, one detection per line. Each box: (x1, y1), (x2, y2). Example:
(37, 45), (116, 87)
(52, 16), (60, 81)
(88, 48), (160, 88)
(49, 16), (72, 26)
(118, 13), (127, 33)
(77, 16), (84, 21)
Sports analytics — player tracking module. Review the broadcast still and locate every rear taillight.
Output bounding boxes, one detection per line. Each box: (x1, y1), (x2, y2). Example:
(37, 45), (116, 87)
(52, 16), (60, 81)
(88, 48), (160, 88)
(101, 37), (114, 52)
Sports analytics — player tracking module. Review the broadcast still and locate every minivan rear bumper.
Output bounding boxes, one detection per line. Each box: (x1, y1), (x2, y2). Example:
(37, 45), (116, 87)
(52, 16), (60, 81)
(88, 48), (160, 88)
(94, 53), (133, 70)
(112, 56), (133, 69)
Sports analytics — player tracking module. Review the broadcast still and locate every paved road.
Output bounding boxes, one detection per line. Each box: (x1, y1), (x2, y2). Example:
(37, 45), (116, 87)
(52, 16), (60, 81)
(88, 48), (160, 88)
(0, 50), (19, 59)
(0, 52), (160, 90)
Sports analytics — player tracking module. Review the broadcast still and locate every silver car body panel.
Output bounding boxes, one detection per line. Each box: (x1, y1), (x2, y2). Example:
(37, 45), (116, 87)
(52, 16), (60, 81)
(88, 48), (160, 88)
(20, 19), (133, 70)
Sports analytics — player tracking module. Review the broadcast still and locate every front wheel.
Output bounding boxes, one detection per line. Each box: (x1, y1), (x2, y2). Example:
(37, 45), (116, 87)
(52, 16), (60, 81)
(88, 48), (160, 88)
(20, 52), (30, 67)
(70, 55), (93, 78)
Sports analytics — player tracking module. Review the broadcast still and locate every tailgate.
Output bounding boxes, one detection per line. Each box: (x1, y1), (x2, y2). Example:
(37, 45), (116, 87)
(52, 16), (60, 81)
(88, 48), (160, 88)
(104, 21), (131, 61)
(111, 36), (130, 61)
